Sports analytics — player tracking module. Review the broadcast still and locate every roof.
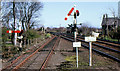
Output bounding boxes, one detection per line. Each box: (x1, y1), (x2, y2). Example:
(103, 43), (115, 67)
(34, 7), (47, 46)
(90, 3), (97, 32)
(101, 17), (120, 26)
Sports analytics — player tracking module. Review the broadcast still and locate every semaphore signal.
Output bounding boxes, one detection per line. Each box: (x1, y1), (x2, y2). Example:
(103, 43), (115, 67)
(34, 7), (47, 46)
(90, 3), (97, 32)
(64, 6), (79, 21)
(6, 30), (22, 33)
(65, 7), (74, 20)
(64, 5), (80, 68)
(6, 21), (23, 50)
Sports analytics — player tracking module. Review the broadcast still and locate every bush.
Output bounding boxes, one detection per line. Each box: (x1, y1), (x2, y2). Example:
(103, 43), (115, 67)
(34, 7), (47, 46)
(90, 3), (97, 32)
(109, 26), (120, 42)
(45, 33), (51, 38)
(2, 27), (9, 47)
(26, 29), (40, 39)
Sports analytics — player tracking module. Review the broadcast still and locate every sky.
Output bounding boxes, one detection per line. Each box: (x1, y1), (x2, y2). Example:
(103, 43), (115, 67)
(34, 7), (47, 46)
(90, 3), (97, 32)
(39, 2), (118, 28)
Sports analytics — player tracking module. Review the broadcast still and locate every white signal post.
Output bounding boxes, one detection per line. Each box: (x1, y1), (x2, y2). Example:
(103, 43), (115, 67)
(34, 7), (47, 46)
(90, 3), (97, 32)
(7, 20), (23, 47)
(74, 5), (79, 68)
(18, 21), (22, 49)
(89, 41), (92, 66)
(85, 36), (96, 66)
(73, 42), (81, 68)
(14, 22), (17, 46)
(65, 5), (80, 68)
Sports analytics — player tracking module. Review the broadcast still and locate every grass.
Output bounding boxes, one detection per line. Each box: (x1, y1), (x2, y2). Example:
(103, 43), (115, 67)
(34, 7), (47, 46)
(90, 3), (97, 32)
(4, 33), (50, 54)
(7, 38), (11, 41)
(64, 55), (90, 69)
(2, 43), (13, 47)
(59, 53), (114, 70)
(2, 33), (50, 59)
(45, 33), (51, 38)
(65, 55), (76, 61)
(99, 36), (118, 42)
(5, 43), (13, 47)
(104, 36), (118, 42)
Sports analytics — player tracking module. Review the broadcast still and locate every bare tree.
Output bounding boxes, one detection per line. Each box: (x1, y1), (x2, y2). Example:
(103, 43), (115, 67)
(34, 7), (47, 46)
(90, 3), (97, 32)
(17, 2), (43, 31)
(2, 2), (43, 30)
(109, 8), (116, 18)
(109, 8), (118, 32)
(1, 2), (43, 45)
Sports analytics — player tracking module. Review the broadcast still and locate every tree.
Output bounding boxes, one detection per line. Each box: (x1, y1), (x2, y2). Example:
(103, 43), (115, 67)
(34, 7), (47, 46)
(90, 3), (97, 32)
(1, 2), (43, 45)
(18, 2), (43, 30)
(2, 2), (43, 30)
(78, 26), (89, 36)
(109, 8), (116, 18)
(114, 26), (120, 42)
(109, 26), (120, 42)
(117, 26), (120, 42)
(109, 8), (118, 32)
(2, 27), (9, 47)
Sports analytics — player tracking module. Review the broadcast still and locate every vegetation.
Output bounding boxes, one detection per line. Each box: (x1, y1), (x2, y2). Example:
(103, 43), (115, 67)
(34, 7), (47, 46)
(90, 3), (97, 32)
(78, 26), (98, 37)
(26, 29), (40, 39)
(45, 33), (51, 38)
(2, 27), (9, 47)
(2, 29), (48, 58)
(57, 54), (114, 70)
(1, 1), (44, 59)
(1, 2), (43, 45)
(101, 36), (118, 42)
(109, 26), (120, 42)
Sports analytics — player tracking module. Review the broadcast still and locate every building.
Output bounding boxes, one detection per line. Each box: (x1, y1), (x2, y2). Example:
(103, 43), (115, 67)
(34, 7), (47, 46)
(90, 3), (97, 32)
(101, 14), (120, 35)
(118, 1), (120, 18)
(101, 2), (120, 36)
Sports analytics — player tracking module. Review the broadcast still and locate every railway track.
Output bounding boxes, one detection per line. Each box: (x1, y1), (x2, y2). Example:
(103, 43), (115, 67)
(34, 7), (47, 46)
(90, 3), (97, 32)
(77, 35), (120, 48)
(2, 36), (55, 70)
(63, 33), (120, 48)
(2, 36), (60, 71)
(63, 33), (120, 52)
(60, 34), (120, 63)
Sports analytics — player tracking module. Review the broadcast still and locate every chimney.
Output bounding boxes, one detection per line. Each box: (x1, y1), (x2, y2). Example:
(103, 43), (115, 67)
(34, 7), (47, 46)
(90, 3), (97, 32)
(105, 14), (108, 22)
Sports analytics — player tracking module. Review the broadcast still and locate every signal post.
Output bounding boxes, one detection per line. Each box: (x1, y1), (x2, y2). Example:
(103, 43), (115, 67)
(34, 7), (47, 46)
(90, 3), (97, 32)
(65, 5), (80, 68)
(7, 21), (23, 51)
(85, 32), (99, 66)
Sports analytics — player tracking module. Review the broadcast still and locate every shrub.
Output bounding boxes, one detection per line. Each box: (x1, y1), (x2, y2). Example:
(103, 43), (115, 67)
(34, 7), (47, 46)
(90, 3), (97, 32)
(45, 33), (51, 38)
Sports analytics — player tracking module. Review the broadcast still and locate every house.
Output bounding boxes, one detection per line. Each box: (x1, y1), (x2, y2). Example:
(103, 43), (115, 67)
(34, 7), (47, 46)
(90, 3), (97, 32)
(101, 14), (120, 35)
